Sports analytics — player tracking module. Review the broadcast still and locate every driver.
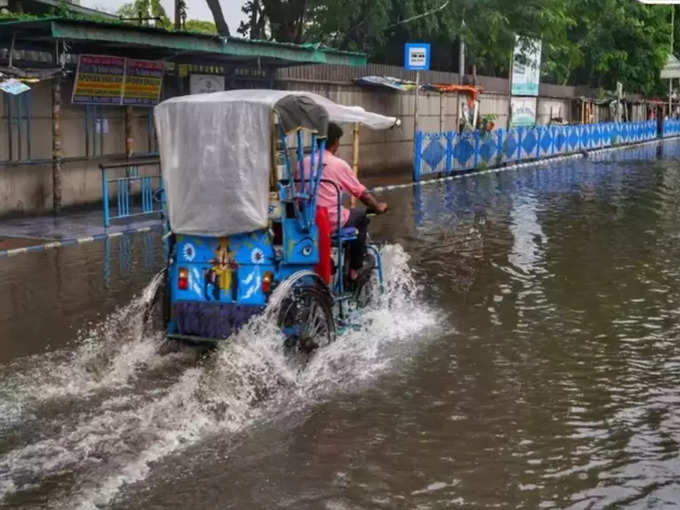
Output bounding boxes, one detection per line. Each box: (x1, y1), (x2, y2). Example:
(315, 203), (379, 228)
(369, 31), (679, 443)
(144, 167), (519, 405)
(308, 122), (388, 284)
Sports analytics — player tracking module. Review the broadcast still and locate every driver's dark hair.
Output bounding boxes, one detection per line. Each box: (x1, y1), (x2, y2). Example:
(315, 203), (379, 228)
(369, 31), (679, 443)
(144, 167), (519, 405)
(321, 122), (343, 148)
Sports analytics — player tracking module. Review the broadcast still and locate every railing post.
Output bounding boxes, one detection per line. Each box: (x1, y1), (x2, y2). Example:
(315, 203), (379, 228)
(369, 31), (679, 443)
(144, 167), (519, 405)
(101, 166), (110, 228)
(516, 127), (523, 163)
(473, 130), (480, 168)
(116, 179), (122, 219)
(445, 131), (454, 174)
(413, 130), (423, 182)
(496, 129), (503, 166)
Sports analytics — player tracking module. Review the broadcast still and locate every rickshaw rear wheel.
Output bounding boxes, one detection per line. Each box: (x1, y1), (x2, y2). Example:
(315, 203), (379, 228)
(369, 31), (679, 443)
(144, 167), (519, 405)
(352, 252), (379, 309)
(277, 283), (335, 354)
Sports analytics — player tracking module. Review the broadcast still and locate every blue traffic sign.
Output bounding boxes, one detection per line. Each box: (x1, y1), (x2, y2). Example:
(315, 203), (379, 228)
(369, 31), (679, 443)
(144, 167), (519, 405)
(404, 43), (431, 71)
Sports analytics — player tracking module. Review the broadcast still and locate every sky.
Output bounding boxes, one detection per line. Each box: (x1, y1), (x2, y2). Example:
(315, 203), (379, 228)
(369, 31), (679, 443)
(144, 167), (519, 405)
(81, 0), (248, 32)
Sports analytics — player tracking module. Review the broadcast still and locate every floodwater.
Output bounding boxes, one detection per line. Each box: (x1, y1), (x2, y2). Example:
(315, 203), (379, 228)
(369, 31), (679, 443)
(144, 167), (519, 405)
(3, 141), (680, 509)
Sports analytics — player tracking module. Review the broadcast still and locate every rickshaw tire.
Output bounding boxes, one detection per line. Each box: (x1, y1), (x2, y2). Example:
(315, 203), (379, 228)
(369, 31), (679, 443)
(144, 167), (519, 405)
(276, 281), (336, 353)
(352, 253), (378, 309)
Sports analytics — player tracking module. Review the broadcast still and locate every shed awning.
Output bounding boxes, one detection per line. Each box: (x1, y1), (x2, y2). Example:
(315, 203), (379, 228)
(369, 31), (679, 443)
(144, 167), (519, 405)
(0, 18), (367, 68)
(354, 75), (417, 92)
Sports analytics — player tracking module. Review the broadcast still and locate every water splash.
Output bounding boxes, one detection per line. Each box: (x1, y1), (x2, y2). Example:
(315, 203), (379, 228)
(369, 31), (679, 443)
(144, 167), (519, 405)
(0, 272), (167, 428)
(0, 245), (439, 509)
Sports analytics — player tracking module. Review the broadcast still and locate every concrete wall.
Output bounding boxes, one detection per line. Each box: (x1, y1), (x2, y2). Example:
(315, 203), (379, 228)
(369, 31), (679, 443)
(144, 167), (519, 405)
(0, 79), (156, 216)
(278, 80), (577, 176)
(0, 63), (654, 217)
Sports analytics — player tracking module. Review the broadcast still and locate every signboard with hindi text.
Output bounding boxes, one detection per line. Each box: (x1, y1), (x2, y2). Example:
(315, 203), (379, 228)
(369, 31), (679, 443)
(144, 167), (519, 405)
(72, 55), (125, 105)
(72, 55), (163, 106)
(123, 59), (164, 106)
(511, 36), (542, 96)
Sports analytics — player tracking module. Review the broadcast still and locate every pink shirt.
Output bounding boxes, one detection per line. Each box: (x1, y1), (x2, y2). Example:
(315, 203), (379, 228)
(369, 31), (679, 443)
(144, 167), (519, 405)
(304, 150), (366, 232)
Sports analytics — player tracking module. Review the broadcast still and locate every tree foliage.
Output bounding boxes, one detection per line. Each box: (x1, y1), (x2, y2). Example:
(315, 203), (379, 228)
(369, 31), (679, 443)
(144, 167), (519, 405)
(184, 19), (217, 35)
(117, 0), (170, 28)
(236, 0), (676, 94)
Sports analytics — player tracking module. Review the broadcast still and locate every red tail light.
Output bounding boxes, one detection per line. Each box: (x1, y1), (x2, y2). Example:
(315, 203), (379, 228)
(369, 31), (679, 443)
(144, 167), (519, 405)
(262, 271), (273, 294)
(178, 267), (189, 290)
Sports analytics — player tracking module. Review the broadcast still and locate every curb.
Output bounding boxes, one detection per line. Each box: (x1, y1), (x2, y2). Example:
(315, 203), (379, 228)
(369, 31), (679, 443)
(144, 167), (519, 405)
(0, 225), (161, 258)
(371, 136), (675, 193)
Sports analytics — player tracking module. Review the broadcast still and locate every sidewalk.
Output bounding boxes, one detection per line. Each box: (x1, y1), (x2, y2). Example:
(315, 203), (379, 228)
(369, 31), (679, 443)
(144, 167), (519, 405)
(0, 209), (162, 257)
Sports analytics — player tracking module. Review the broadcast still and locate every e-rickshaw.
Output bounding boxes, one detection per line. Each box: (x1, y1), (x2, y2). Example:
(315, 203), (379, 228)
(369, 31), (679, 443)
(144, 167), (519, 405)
(153, 90), (398, 352)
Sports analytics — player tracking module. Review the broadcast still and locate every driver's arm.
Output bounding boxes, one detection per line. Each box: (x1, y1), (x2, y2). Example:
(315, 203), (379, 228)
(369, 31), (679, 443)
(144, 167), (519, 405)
(359, 190), (388, 214)
(337, 160), (388, 213)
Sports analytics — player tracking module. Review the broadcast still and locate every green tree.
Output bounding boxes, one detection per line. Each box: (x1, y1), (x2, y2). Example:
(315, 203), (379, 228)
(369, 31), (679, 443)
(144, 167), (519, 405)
(236, 0), (677, 95)
(184, 19), (217, 34)
(238, 0), (267, 39)
(117, 0), (170, 28)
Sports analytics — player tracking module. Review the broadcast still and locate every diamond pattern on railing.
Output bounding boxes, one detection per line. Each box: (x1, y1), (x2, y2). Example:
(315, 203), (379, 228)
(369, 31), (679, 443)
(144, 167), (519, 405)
(414, 121), (657, 181)
(456, 136), (475, 165)
(522, 130), (537, 155)
(540, 129), (553, 154)
(504, 134), (517, 158)
(568, 129), (579, 149)
(479, 136), (496, 163)
(555, 129), (566, 151)
(422, 137), (446, 170)
(592, 126), (601, 146)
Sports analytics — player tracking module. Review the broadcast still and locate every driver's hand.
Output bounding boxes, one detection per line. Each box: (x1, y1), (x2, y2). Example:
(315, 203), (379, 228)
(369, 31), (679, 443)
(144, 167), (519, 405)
(376, 202), (388, 214)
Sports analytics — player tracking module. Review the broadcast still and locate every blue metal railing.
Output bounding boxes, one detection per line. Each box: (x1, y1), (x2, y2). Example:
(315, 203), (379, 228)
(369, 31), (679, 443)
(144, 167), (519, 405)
(100, 160), (163, 227)
(663, 119), (680, 137)
(414, 120), (662, 182)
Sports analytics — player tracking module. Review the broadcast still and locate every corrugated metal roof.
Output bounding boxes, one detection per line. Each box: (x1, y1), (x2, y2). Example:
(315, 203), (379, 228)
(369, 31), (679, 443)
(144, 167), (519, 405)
(0, 17), (367, 67)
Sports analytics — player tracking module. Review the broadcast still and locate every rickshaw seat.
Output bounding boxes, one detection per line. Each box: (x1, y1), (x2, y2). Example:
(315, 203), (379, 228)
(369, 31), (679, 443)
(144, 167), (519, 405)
(332, 227), (358, 245)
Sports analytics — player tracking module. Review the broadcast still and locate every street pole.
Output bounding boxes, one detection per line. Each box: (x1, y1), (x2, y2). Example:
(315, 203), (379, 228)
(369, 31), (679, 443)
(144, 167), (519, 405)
(458, 20), (465, 131)
(459, 23), (465, 85)
(508, 51), (513, 129)
(671, 5), (675, 117)
(414, 71), (420, 142)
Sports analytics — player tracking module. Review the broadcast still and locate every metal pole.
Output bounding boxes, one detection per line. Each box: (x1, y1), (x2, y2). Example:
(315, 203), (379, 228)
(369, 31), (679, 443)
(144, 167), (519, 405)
(671, 6), (675, 117)
(352, 123), (360, 177)
(125, 106), (134, 158)
(351, 123), (360, 207)
(52, 76), (63, 214)
(508, 50), (513, 129)
(102, 167), (110, 228)
(459, 21), (465, 85)
(414, 71), (420, 142)
(439, 92), (444, 132)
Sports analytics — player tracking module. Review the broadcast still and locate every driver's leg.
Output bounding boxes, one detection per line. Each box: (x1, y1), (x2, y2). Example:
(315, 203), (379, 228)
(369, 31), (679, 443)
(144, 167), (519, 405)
(345, 208), (369, 279)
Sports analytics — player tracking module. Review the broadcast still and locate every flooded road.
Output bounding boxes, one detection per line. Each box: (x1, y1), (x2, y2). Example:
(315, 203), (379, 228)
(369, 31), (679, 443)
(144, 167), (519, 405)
(3, 141), (680, 508)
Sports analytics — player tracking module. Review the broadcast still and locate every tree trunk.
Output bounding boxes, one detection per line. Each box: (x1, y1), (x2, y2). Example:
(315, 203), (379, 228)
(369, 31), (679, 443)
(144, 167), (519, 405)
(205, 0), (230, 36)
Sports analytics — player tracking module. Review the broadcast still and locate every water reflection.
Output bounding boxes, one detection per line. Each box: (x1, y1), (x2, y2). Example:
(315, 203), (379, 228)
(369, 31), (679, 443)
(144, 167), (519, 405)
(103, 231), (159, 288)
(4, 140), (680, 508)
(0, 232), (163, 361)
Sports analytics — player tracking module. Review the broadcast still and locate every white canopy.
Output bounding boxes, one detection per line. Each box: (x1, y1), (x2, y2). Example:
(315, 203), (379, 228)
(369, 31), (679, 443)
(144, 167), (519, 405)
(155, 89), (398, 237)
